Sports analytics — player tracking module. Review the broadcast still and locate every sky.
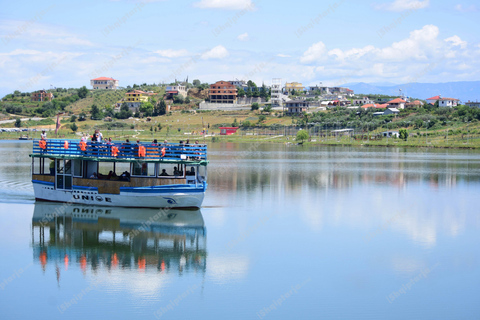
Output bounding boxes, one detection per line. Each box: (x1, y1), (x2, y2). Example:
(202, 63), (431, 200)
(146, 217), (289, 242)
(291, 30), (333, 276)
(0, 0), (479, 98)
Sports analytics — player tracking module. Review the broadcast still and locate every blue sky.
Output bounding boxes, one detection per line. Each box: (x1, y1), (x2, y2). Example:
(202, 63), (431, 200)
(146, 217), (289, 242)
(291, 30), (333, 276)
(0, 0), (479, 97)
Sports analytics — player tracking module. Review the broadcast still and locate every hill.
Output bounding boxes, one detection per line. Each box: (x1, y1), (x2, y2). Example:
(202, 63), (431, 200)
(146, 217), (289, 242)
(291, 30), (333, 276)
(343, 81), (480, 102)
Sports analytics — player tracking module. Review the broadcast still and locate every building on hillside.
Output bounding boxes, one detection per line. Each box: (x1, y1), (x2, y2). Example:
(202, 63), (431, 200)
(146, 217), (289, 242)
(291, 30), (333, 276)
(165, 85), (188, 99)
(465, 101), (480, 108)
(352, 97), (374, 105)
(387, 98), (406, 109)
(383, 108), (400, 115)
(382, 130), (399, 138)
(271, 78), (283, 108)
(125, 90), (149, 111)
(229, 80), (247, 89)
(285, 100), (309, 115)
(209, 81), (237, 104)
(405, 100), (423, 108)
(438, 97), (460, 107)
(31, 90), (53, 102)
(426, 95), (441, 105)
(90, 77), (119, 90)
(219, 127), (239, 135)
(285, 82), (304, 93)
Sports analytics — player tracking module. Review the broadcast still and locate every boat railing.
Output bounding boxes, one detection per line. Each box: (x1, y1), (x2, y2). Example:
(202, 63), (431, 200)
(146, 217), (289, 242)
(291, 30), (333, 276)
(32, 139), (207, 161)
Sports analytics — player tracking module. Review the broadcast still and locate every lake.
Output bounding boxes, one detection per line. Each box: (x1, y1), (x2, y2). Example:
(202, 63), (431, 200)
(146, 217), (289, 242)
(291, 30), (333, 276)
(0, 140), (479, 319)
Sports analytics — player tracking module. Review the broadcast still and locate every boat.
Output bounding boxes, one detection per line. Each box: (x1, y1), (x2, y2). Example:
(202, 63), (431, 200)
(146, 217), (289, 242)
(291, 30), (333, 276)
(29, 138), (208, 208)
(31, 201), (207, 274)
(19, 135), (33, 140)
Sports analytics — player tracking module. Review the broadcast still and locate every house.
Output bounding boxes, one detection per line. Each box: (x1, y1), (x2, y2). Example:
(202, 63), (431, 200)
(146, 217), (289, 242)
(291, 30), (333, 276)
(383, 108), (400, 115)
(125, 90), (149, 111)
(438, 97), (460, 107)
(285, 100), (309, 115)
(352, 97), (374, 105)
(426, 95), (441, 105)
(373, 111), (385, 116)
(31, 90), (53, 102)
(165, 84), (187, 99)
(382, 130), (399, 138)
(387, 98), (406, 110)
(229, 80), (247, 89)
(285, 82), (304, 93)
(466, 101), (480, 108)
(405, 100), (423, 108)
(209, 81), (238, 104)
(90, 77), (119, 90)
(219, 127), (239, 135)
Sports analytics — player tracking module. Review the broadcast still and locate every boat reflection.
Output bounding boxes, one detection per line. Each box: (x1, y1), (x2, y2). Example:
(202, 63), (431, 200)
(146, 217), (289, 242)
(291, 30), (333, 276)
(31, 202), (207, 275)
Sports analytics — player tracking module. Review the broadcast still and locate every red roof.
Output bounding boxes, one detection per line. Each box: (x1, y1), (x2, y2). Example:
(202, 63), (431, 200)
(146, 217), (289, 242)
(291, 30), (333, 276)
(388, 98), (406, 104)
(375, 104), (388, 109)
(126, 90), (146, 94)
(439, 97), (459, 101)
(92, 77), (117, 81)
(361, 104), (375, 109)
(427, 95), (440, 100)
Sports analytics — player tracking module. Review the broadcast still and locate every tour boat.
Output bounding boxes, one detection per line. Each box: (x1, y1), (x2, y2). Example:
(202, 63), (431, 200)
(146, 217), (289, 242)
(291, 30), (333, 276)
(30, 138), (208, 208)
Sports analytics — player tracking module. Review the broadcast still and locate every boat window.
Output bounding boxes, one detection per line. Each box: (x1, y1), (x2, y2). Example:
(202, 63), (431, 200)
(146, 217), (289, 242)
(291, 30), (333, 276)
(198, 165), (207, 183)
(132, 162), (156, 177)
(32, 158), (50, 175)
(73, 159), (82, 177)
(56, 159), (64, 173)
(116, 162), (130, 177)
(158, 163), (184, 178)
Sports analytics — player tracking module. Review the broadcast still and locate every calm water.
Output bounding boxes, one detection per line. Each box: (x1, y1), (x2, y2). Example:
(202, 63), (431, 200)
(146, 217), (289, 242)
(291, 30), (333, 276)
(0, 140), (479, 320)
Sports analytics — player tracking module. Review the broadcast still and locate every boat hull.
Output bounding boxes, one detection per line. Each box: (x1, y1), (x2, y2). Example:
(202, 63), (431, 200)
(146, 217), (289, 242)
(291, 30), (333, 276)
(32, 181), (205, 208)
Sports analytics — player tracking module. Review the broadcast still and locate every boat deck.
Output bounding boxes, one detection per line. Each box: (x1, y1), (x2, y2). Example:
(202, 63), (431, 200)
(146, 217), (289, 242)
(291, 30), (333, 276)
(30, 139), (207, 163)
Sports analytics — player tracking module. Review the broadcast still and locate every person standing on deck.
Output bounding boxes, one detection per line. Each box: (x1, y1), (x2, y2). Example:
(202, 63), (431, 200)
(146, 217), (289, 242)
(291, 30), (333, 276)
(41, 130), (47, 140)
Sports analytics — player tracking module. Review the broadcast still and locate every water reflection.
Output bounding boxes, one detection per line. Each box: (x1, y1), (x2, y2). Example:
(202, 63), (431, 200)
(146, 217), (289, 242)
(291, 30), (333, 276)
(208, 144), (480, 192)
(31, 202), (207, 280)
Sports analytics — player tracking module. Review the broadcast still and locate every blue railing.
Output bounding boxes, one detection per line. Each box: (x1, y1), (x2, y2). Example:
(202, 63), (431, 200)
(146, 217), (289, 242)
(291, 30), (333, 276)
(32, 139), (207, 161)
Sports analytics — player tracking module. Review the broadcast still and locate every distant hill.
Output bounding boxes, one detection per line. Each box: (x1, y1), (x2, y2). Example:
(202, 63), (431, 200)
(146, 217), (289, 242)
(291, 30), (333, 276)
(342, 81), (480, 102)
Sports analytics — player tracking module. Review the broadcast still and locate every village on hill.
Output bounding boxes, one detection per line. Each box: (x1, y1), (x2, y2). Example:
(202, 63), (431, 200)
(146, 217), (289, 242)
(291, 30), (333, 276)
(1, 76), (480, 148)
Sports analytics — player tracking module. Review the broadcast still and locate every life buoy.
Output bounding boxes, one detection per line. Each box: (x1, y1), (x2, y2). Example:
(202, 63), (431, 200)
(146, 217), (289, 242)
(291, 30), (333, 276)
(111, 146), (119, 157)
(138, 145), (146, 157)
(161, 147), (166, 157)
(79, 141), (87, 151)
(39, 140), (47, 149)
(64, 141), (69, 149)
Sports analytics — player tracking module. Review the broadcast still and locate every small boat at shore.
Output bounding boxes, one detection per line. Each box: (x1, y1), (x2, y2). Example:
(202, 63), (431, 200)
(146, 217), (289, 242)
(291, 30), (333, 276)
(19, 135), (32, 140)
(30, 139), (208, 208)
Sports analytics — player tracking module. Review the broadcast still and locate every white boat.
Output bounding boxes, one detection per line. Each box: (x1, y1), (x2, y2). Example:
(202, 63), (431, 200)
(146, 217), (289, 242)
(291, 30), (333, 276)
(30, 139), (208, 208)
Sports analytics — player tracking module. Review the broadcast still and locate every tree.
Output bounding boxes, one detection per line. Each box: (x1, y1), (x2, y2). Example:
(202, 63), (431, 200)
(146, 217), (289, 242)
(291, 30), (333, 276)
(263, 105), (272, 113)
(242, 120), (251, 127)
(399, 128), (408, 141)
(78, 86), (89, 99)
(251, 102), (259, 111)
(90, 104), (103, 120)
(139, 102), (154, 117)
(14, 117), (22, 128)
(246, 87), (252, 98)
(115, 102), (133, 119)
(157, 99), (167, 115)
(237, 87), (245, 98)
(247, 80), (257, 88)
(193, 79), (201, 87)
(70, 115), (77, 122)
(258, 115), (266, 123)
(296, 129), (309, 143)
(70, 123), (78, 132)
(78, 111), (87, 121)
(232, 118), (238, 127)
(185, 96), (191, 104)
(173, 95), (184, 104)
(158, 123), (163, 131)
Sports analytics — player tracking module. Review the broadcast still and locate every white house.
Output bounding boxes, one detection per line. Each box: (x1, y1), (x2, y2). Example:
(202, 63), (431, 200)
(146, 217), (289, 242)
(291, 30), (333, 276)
(438, 97), (460, 107)
(384, 108), (400, 115)
(466, 101), (480, 108)
(285, 100), (309, 115)
(426, 95), (441, 105)
(387, 98), (406, 110)
(382, 130), (399, 138)
(90, 77), (119, 90)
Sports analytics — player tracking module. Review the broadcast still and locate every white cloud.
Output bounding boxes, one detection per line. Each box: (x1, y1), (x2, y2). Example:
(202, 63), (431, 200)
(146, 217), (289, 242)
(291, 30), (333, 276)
(237, 32), (249, 41)
(328, 45), (376, 61)
(155, 49), (189, 58)
(277, 53), (291, 58)
(300, 41), (327, 63)
(375, 0), (429, 11)
(445, 35), (467, 49)
(201, 45), (229, 59)
(455, 4), (478, 12)
(193, 0), (254, 10)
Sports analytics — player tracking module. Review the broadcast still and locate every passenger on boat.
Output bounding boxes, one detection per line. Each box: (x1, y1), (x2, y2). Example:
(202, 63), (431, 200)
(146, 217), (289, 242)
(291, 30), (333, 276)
(90, 172), (97, 179)
(41, 130), (47, 140)
(186, 167), (195, 176)
(81, 133), (87, 143)
(119, 171), (130, 181)
(173, 166), (180, 176)
(122, 139), (132, 156)
(160, 169), (169, 176)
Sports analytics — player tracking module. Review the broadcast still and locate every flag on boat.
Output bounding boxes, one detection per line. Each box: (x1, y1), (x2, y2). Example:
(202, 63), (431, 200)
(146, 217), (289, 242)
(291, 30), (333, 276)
(55, 114), (61, 134)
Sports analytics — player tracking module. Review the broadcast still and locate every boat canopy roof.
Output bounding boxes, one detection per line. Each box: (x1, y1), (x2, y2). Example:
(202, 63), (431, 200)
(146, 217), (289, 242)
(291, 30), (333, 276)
(30, 139), (208, 165)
